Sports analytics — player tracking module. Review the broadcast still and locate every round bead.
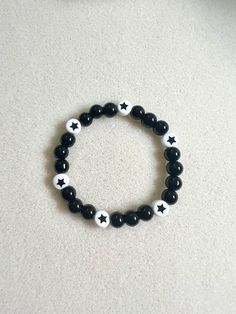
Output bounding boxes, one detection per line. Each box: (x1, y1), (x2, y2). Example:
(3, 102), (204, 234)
(61, 186), (76, 202)
(66, 118), (81, 134)
(79, 113), (93, 127)
(166, 161), (183, 176)
(81, 204), (96, 219)
(164, 147), (181, 162)
(103, 103), (118, 117)
(153, 120), (169, 135)
(90, 104), (103, 118)
(152, 200), (170, 217)
(162, 132), (178, 147)
(61, 132), (76, 147)
(124, 210), (139, 226)
(117, 100), (133, 116)
(137, 205), (154, 221)
(141, 113), (157, 128)
(54, 159), (69, 173)
(53, 173), (69, 190)
(110, 212), (124, 228)
(68, 198), (83, 213)
(165, 176), (182, 190)
(94, 210), (110, 228)
(161, 189), (178, 205)
(130, 105), (145, 120)
(54, 145), (69, 159)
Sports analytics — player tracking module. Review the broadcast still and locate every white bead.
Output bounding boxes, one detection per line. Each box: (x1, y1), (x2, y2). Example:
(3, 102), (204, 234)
(94, 210), (110, 228)
(152, 200), (170, 217)
(117, 100), (133, 116)
(53, 174), (70, 190)
(162, 132), (178, 147)
(66, 118), (81, 134)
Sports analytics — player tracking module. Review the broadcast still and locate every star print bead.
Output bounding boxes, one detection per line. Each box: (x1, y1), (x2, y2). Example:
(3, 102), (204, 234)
(117, 100), (133, 116)
(94, 210), (110, 228)
(66, 118), (81, 135)
(53, 174), (70, 190)
(152, 200), (170, 217)
(162, 132), (178, 147)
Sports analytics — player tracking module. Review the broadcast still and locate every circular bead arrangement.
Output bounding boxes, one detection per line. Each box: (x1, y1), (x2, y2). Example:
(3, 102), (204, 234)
(53, 101), (183, 229)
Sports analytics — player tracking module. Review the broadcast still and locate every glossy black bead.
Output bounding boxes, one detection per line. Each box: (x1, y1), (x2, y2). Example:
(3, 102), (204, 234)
(81, 204), (96, 219)
(124, 210), (139, 226)
(54, 159), (69, 173)
(166, 161), (183, 176)
(61, 132), (76, 147)
(68, 198), (83, 213)
(130, 105), (145, 120)
(141, 113), (157, 128)
(89, 104), (103, 118)
(153, 120), (169, 135)
(164, 147), (181, 162)
(110, 212), (124, 228)
(103, 103), (118, 117)
(54, 145), (69, 159)
(61, 186), (76, 202)
(79, 112), (93, 126)
(165, 176), (182, 191)
(161, 189), (178, 205)
(137, 205), (154, 221)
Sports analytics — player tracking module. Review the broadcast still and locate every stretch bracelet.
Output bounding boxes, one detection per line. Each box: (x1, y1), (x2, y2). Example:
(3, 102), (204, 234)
(52, 101), (183, 228)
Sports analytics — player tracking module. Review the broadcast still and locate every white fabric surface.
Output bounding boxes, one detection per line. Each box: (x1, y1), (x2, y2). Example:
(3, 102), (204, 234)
(0, 1), (236, 313)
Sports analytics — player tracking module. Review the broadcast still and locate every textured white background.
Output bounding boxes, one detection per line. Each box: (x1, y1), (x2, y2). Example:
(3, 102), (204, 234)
(0, 1), (236, 313)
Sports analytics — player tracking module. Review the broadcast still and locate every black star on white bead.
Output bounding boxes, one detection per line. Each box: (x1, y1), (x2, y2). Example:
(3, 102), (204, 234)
(167, 136), (176, 145)
(70, 122), (78, 131)
(57, 179), (65, 188)
(157, 204), (166, 213)
(120, 103), (128, 110)
(98, 214), (107, 223)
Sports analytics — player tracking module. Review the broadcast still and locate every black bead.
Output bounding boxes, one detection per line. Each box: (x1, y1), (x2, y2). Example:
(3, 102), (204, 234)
(54, 159), (69, 173)
(68, 198), (83, 213)
(61, 186), (76, 202)
(164, 147), (181, 162)
(153, 120), (169, 135)
(90, 104), (103, 118)
(124, 210), (139, 226)
(137, 205), (154, 221)
(130, 105), (145, 120)
(141, 113), (157, 128)
(61, 132), (76, 147)
(161, 189), (178, 205)
(165, 176), (182, 191)
(79, 112), (93, 126)
(166, 161), (183, 176)
(110, 212), (124, 228)
(103, 103), (118, 117)
(54, 145), (69, 159)
(81, 204), (96, 219)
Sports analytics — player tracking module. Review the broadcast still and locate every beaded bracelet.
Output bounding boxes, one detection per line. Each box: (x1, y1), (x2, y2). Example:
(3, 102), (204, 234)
(53, 101), (183, 228)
